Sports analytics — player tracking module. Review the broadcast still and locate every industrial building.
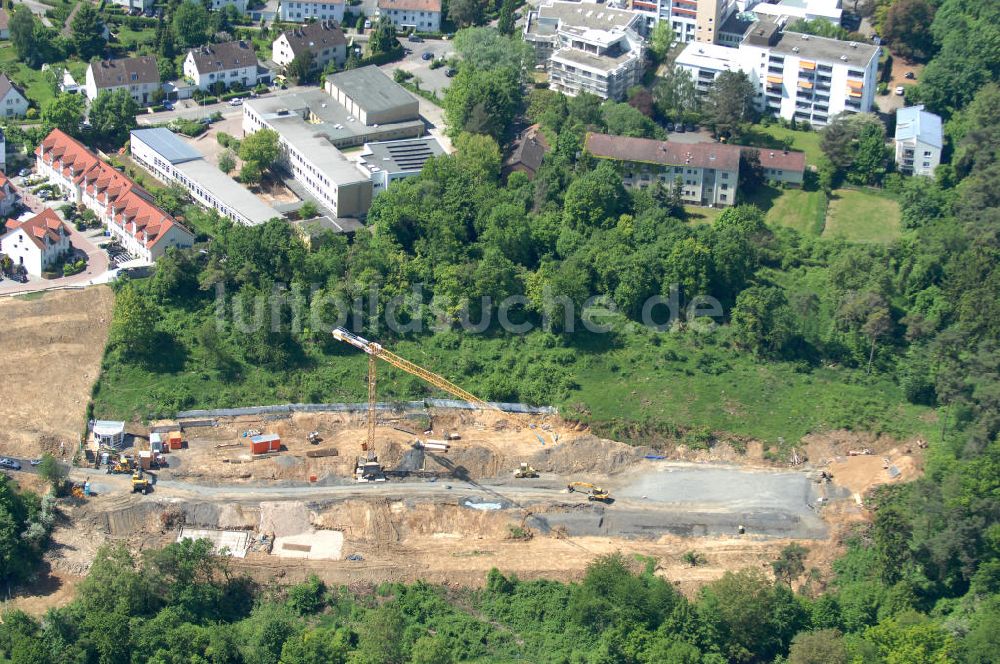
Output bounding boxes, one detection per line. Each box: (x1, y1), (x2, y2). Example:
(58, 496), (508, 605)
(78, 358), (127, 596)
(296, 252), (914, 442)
(130, 128), (280, 227)
(356, 137), (445, 195)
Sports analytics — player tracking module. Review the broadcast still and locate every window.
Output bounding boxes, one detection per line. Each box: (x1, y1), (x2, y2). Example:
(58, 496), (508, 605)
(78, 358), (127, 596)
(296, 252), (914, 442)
(924, 151), (932, 157)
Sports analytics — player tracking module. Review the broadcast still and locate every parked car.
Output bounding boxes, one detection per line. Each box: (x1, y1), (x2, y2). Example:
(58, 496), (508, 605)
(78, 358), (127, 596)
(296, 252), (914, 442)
(895, 86), (905, 95)
(685, 123), (696, 132)
(0, 458), (21, 471)
(408, 34), (423, 42)
(445, 67), (457, 77)
(666, 121), (675, 131)
(676, 124), (686, 133)
(904, 71), (915, 80)
(421, 51), (434, 61)
(30, 459), (42, 466)
(18, 168), (29, 177)
(229, 98), (243, 106)
(162, 101), (174, 111)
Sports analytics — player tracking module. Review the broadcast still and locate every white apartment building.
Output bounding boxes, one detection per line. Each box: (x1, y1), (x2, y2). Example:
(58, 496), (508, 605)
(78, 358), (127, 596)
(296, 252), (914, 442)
(0, 171), (18, 218)
(1, 210), (71, 277)
(208, 0), (248, 13)
(183, 41), (261, 91)
(675, 15), (879, 126)
(35, 129), (193, 263)
(375, 0), (442, 32)
(279, 0), (345, 23)
(751, 0), (842, 24)
(630, 0), (738, 44)
(130, 128), (279, 227)
(525, 2), (647, 101)
(894, 105), (942, 178)
(272, 21), (347, 70)
(84, 56), (160, 104)
(107, 0), (155, 10)
(0, 74), (29, 118)
(585, 132), (741, 206)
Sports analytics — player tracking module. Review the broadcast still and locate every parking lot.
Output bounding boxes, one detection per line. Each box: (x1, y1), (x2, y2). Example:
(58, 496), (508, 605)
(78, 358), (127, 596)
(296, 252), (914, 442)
(383, 37), (456, 97)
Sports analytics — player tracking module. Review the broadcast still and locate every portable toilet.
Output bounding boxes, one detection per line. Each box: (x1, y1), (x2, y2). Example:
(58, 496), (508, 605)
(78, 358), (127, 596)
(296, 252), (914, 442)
(249, 433), (281, 455)
(150, 432), (164, 454)
(168, 431), (183, 450)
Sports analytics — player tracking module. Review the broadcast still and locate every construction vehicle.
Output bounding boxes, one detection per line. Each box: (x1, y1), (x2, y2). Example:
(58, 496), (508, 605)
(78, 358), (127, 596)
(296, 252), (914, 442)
(131, 470), (151, 495)
(332, 327), (552, 483)
(308, 431), (321, 445)
(514, 463), (539, 479)
(567, 481), (612, 502)
(107, 456), (133, 474)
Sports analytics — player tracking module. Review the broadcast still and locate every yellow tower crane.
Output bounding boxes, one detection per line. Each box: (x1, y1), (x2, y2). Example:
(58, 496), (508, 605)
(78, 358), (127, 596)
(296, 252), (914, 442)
(332, 327), (548, 481)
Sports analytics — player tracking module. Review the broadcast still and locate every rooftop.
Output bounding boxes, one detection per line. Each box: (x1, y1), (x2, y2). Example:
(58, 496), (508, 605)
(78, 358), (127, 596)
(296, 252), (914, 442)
(325, 66), (417, 117)
(746, 146), (807, 172)
(0, 73), (24, 101)
(186, 40), (259, 74)
(551, 46), (637, 72)
(585, 132), (742, 172)
(358, 137), (444, 174)
(895, 104), (943, 148)
(3, 208), (69, 250)
(769, 31), (879, 68)
(89, 55), (159, 89)
(293, 216), (365, 236)
(377, 0), (442, 11)
(278, 20), (347, 58)
(131, 128), (201, 164)
(174, 159), (280, 226)
(537, 1), (641, 32)
(675, 41), (743, 71)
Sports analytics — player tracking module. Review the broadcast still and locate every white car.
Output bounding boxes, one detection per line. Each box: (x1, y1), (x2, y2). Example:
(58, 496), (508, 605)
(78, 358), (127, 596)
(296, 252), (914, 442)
(229, 98), (243, 106)
(895, 86), (905, 96)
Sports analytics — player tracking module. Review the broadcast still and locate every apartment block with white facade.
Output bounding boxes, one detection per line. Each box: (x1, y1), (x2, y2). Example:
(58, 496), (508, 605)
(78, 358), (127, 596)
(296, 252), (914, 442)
(1, 210), (71, 277)
(272, 20), (347, 70)
(525, 2), (647, 101)
(279, 0), (345, 22)
(630, 0), (737, 44)
(894, 105), (942, 178)
(84, 56), (160, 104)
(675, 15), (880, 126)
(0, 74), (29, 118)
(183, 41), (261, 91)
(375, 0), (442, 32)
(208, 0), (248, 12)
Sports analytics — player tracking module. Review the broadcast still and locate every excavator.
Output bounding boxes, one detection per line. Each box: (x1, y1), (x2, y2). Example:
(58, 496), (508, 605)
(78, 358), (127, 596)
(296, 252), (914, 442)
(331, 327), (550, 482)
(131, 469), (151, 495)
(567, 481), (612, 502)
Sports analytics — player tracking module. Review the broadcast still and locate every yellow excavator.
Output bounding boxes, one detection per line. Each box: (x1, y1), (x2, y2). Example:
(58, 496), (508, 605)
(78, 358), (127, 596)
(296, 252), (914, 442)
(332, 327), (551, 482)
(567, 481), (612, 502)
(131, 469), (151, 495)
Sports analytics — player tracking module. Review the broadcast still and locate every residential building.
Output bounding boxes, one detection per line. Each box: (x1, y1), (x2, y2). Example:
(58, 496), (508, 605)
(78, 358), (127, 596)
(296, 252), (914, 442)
(356, 137), (445, 195)
(183, 41), (261, 91)
(1, 209), (71, 277)
(0, 128), (5, 173)
(524, 1), (647, 101)
(629, 0), (738, 44)
(0, 170), (20, 218)
(746, 146), (806, 185)
(208, 0), (248, 12)
(751, 0), (842, 25)
(503, 124), (551, 179)
(85, 56), (160, 104)
(325, 66), (419, 125)
(107, 0), (155, 10)
(585, 132), (741, 206)
(243, 66), (425, 217)
(130, 128), (279, 226)
(0, 8), (10, 41)
(272, 20), (347, 71)
(675, 14), (879, 125)
(279, 0), (345, 23)
(894, 105), (942, 178)
(375, 0), (442, 32)
(35, 129), (194, 262)
(0, 74), (29, 118)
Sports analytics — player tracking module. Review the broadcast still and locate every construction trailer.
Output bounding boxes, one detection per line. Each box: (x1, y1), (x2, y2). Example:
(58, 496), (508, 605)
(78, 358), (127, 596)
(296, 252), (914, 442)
(167, 431), (184, 450)
(250, 433), (281, 455)
(92, 420), (127, 449)
(150, 432), (165, 454)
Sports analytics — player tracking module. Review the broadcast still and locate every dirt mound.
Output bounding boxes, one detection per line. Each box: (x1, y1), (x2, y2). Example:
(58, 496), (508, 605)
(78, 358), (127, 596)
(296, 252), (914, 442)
(527, 434), (646, 474)
(259, 502), (312, 538)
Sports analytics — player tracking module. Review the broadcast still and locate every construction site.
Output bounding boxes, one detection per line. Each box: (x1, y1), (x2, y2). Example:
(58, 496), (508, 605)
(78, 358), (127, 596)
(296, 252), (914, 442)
(21, 327), (926, 605)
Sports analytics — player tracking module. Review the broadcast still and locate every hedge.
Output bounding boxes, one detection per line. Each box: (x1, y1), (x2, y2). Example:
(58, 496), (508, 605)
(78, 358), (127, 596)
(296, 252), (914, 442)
(356, 47), (405, 68)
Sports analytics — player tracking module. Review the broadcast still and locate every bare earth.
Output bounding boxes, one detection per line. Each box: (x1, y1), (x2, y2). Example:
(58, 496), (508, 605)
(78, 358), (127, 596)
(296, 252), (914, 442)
(0, 287), (114, 460)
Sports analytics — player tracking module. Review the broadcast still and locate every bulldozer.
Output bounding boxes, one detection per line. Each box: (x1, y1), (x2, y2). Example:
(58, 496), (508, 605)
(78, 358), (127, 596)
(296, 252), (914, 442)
(514, 463), (539, 479)
(131, 470), (151, 495)
(567, 481), (612, 503)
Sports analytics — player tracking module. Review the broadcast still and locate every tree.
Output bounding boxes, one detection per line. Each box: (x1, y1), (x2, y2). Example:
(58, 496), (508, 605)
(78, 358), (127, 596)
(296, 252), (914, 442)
(496, 0), (516, 35)
(448, 0), (483, 28)
(443, 65), (522, 143)
(367, 16), (398, 57)
(109, 282), (160, 364)
(239, 129), (281, 172)
(36, 454), (67, 491)
(9, 6), (56, 68)
(298, 201), (318, 219)
(286, 51), (315, 85)
(849, 122), (889, 185)
(89, 89), (139, 146)
(649, 21), (674, 63)
(820, 113), (887, 182)
(454, 132), (502, 182)
(653, 68), (699, 121)
(453, 27), (533, 73)
(173, 0), (211, 48)
(71, 3), (106, 60)
(240, 161), (263, 186)
(158, 57), (177, 82)
(836, 290), (892, 373)
(883, 0), (936, 61)
(788, 629), (848, 664)
(705, 70), (757, 138)
(41, 93), (85, 137)
(772, 543), (809, 585)
(731, 285), (792, 357)
(786, 18), (849, 40)
(219, 150), (236, 174)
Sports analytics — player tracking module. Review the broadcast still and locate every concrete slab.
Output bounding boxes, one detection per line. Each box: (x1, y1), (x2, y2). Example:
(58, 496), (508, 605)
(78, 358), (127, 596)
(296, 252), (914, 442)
(177, 527), (250, 557)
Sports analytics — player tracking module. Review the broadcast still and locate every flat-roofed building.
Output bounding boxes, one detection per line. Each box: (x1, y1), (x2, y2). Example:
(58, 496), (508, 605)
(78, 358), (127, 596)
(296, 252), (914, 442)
(524, 1), (647, 100)
(357, 137), (445, 194)
(325, 66), (420, 126)
(130, 128), (280, 227)
(894, 104), (942, 178)
(584, 132), (742, 206)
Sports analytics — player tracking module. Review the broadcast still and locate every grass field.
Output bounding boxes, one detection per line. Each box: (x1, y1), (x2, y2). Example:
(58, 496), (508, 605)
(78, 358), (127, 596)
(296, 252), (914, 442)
(684, 205), (725, 225)
(757, 187), (828, 236)
(0, 46), (88, 108)
(741, 125), (824, 166)
(824, 188), (902, 243)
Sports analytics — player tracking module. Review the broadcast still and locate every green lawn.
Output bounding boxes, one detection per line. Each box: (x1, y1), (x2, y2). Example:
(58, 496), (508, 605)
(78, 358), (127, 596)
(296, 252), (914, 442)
(741, 125), (824, 167)
(824, 188), (902, 243)
(0, 45), (88, 108)
(684, 205), (724, 225)
(746, 186), (828, 236)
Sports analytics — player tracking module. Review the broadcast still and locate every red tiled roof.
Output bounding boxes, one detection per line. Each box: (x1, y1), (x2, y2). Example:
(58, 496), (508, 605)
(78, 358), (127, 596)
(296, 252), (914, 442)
(749, 146), (807, 173)
(584, 132), (742, 171)
(378, 0), (442, 12)
(4, 208), (69, 250)
(36, 129), (193, 250)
